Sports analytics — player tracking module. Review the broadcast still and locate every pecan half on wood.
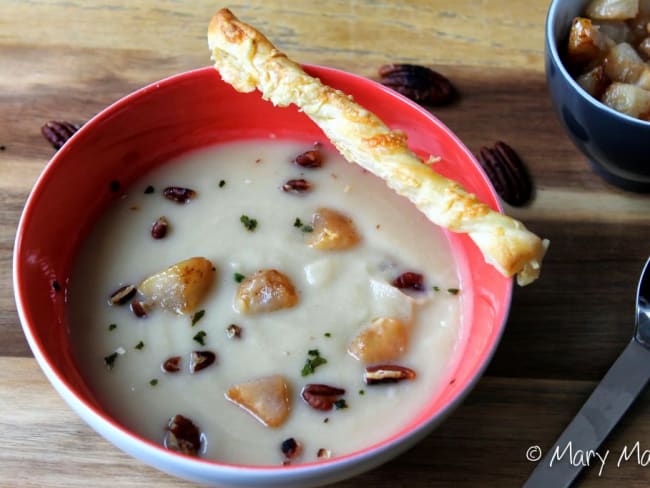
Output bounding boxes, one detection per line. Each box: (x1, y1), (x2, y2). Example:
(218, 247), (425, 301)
(379, 64), (456, 105)
(477, 141), (532, 207)
(41, 120), (79, 150)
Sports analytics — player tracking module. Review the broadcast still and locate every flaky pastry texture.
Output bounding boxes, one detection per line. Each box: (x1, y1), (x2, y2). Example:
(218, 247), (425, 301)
(207, 8), (549, 285)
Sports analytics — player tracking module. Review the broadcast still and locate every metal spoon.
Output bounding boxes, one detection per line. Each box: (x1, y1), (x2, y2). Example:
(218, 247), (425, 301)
(523, 257), (650, 487)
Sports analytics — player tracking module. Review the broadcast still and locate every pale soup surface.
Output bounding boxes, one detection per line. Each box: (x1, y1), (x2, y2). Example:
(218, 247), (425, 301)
(68, 140), (463, 465)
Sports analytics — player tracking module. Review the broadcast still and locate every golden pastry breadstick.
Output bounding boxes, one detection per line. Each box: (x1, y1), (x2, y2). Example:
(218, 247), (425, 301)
(207, 8), (549, 285)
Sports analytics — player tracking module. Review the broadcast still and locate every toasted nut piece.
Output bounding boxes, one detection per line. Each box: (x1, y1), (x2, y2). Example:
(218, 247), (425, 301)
(364, 364), (417, 385)
(139, 257), (216, 315)
(162, 356), (182, 373)
(282, 178), (312, 193)
(226, 375), (291, 427)
(41, 120), (79, 150)
(391, 272), (425, 291)
(226, 323), (242, 338)
(294, 148), (323, 168)
(281, 438), (302, 460)
(151, 216), (169, 239)
(348, 317), (409, 364)
(163, 186), (197, 204)
(378, 64), (456, 105)
(317, 448), (332, 459)
(164, 414), (202, 456)
(189, 350), (216, 373)
(130, 299), (150, 318)
(301, 384), (346, 411)
(306, 208), (360, 251)
(109, 284), (137, 305)
(235, 269), (298, 314)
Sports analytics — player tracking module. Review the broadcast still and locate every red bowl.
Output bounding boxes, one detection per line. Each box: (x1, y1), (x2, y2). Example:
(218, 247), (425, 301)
(13, 66), (512, 486)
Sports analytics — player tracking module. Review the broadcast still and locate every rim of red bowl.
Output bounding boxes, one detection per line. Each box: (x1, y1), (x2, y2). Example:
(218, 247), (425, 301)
(13, 65), (513, 477)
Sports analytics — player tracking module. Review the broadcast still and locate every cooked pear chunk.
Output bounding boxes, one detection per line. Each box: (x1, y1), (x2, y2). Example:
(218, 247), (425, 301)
(604, 42), (650, 89)
(586, 0), (639, 20)
(348, 317), (409, 364)
(567, 17), (613, 66)
(577, 64), (610, 97)
(306, 208), (360, 251)
(235, 269), (298, 314)
(601, 82), (650, 119)
(225, 375), (291, 427)
(139, 257), (215, 314)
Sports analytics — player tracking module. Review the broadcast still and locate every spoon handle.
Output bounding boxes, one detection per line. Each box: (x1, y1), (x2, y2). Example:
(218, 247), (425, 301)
(523, 339), (650, 488)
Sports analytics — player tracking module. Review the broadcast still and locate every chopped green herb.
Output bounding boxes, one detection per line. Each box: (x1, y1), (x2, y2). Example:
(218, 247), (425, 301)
(219, 179), (226, 188)
(324, 332), (332, 338)
(108, 323), (117, 331)
(432, 286), (440, 292)
(149, 378), (158, 386)
(447, 288), (460, 295)
(293, 217), (312, 232)
(334, 399), (348, 410)
(234, 272), (246, 283)
(240, 214), (258, 231)
(358, 389), (365, 395)
(191, 309), (205, 326)
(104, 352), (118, 370)
(193, 330), (207, 345)
(134, 341), (144, 350)
(301, 349), (327, 376)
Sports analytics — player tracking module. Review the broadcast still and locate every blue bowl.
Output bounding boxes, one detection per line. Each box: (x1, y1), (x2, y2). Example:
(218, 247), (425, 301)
(545, 0), (650, 192)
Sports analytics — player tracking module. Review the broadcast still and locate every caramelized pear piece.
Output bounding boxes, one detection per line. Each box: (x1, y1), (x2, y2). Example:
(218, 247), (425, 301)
(348, 317), (409, 364)
(139, 257), (215, 314)
(567, 17), (613, 67)
(225, 375), (291, 427)
(235, 269), (298, 314)
(307, 208), (360, 251)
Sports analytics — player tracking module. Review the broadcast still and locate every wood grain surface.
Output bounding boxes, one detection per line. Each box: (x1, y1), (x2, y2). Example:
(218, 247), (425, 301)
(2, 1), (650, 486)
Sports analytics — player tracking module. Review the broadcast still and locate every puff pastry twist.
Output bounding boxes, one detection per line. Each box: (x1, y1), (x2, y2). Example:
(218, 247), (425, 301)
(208, 8), (548, 285)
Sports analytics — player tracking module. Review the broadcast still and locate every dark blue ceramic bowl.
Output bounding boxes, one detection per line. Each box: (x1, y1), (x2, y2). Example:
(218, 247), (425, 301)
(545, 0), (650, 192)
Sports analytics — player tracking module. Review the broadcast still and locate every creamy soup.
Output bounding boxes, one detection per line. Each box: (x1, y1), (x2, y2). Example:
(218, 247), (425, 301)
(68, 140), (463, 465)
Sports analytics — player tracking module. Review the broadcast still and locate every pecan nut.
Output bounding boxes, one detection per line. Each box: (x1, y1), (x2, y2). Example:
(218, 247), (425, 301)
(282, 178), (312, 193)
(301, 384), (345, 411)
(41, 120), (79, 150)
(130, 299), (150, 318)
(378, 64), (456, 105)
(151, 216), (169, 239)
(162, 356), (182, 373)
(164, 414), (202, 456)
(391, 272), (425, 291)
(163, 186), (197, 204)
(477, 141), (532, 207)
(109, 284), (137, 305)
(364, 365), (417, 385)
(226, 324), (242, 339)
(294, 149), (323, 168)
(281, 437), (302, 460)
(189, 350), (216, 373)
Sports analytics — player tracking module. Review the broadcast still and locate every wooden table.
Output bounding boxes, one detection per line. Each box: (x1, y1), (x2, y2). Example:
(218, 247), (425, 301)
(2, 1), (650, 486)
